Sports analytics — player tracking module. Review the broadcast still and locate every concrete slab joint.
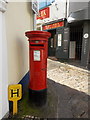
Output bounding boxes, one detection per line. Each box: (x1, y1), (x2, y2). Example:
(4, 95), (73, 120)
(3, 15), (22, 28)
(0, 0), (7, 12)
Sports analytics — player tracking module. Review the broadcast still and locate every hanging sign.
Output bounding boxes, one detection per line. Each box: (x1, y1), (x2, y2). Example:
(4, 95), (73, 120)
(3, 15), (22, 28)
(32, 0), (39, 15)
(37, 7), (50, 20)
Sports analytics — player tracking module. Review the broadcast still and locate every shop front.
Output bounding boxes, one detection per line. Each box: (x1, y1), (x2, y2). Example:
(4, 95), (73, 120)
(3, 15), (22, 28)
(68, 6), (90, 69)
(42, 19), (70, 59)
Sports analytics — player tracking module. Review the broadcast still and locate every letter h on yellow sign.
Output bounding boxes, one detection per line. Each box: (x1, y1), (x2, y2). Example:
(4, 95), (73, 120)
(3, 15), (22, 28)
(8, 84), (22, 115)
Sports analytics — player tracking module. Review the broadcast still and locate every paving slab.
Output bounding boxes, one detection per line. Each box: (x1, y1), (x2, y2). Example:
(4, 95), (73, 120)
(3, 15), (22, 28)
(7, 59), (90, 119)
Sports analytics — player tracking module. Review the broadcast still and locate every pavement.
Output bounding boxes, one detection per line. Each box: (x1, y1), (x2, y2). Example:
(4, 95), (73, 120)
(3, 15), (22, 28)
(47, 59), (89, 95)
(7, 58), (90, 119)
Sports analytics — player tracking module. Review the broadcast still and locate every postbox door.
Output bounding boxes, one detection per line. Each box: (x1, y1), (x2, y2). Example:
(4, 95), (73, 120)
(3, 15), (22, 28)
(30, 47), (47, 90)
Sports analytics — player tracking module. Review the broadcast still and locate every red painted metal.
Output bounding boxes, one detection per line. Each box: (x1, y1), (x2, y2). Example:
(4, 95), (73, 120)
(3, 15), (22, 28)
(25, 31), (51, 91)
(37, 7), (50, 20)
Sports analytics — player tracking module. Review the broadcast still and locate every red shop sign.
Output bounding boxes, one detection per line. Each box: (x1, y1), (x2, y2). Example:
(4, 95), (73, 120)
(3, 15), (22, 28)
(42, 21), (64, 30)
(37, 7), (50, 20)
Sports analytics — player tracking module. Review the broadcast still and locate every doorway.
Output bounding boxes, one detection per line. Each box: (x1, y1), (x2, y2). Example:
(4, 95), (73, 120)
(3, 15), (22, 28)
(70, 25), (83, 60)
(48, 29), (56, 56)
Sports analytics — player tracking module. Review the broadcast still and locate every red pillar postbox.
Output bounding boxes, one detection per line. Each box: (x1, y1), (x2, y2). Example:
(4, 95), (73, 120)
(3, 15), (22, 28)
(25, 31), (51, 104)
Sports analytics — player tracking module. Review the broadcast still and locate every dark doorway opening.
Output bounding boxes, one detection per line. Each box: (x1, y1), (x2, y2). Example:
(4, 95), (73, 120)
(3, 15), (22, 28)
(48, 29), (56, 56)
(70, 25), (83, 60)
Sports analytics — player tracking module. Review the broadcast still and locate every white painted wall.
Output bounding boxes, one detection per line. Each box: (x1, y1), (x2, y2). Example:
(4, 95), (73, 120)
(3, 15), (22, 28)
(5, 2), (34, 85)
(50, 0), (66, 21)
(0, 2), (34, 119)
(0, 11), (3, 120)
(0, 0), (9, 119)
(68, 0), (89, 14)
(2, 13), (9, 119)
(42, 0), (67, 23)
(37, 0), (67, 28)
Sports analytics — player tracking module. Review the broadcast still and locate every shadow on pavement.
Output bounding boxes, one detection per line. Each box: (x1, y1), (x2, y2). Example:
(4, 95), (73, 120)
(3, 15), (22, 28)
(48, 79), (90, 118)
(8, 78), (90, 119)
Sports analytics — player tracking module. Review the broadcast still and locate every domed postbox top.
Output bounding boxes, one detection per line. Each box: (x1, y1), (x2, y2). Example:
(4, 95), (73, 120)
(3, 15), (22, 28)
(25, 31), (51, 41)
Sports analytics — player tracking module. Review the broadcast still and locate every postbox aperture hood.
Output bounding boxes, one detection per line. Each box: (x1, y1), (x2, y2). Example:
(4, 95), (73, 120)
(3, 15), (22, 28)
(25, 31), (51, 41)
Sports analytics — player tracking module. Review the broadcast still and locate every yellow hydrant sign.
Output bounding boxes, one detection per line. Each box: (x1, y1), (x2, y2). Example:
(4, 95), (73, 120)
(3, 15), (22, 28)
(8, 84), (22, 115)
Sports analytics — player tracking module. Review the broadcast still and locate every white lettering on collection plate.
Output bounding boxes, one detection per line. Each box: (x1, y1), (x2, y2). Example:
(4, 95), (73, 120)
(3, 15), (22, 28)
(34, 50), (40, 61)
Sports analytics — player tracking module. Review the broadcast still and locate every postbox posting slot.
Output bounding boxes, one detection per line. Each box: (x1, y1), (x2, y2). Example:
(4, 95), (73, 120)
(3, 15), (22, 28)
(30, 40), (46, 43)
(30, 44), (44, 47)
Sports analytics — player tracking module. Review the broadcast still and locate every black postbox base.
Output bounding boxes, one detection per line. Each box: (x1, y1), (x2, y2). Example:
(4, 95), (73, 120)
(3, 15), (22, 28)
(28, 88), (47, 106)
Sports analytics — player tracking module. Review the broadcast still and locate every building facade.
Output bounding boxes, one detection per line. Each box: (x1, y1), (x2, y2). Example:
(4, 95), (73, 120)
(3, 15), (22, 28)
(68, 1), (90, 69)
(36, 0), (68, 58)
(37, 0), (90, 69)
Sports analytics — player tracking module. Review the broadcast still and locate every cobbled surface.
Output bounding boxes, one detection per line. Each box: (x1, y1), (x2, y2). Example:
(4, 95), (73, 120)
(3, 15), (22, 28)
(47, 59), (90, 118)
(47, 59), (89, 95)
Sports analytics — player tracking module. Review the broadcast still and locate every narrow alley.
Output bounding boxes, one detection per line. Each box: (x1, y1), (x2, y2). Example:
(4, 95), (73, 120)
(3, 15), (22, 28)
(1, 0), (90, 119)
(7, 59), (90, 119)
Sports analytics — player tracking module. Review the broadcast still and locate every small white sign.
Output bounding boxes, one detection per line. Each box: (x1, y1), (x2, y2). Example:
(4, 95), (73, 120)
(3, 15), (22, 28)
(58, 34), (62, 46)
(84, 33), (89, 39)
(34, 50), (40, 61)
